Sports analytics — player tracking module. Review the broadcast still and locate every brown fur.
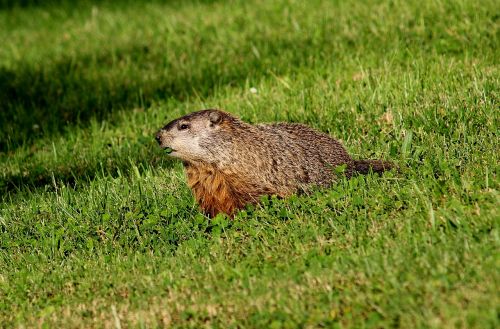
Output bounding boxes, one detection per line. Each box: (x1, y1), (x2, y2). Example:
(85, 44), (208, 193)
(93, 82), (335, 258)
(156, 109), (394, 217)
(185, 162), (279, 217)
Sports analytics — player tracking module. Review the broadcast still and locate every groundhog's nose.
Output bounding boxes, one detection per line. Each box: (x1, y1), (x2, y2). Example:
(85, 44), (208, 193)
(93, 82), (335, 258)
(155, 131), (162, 144)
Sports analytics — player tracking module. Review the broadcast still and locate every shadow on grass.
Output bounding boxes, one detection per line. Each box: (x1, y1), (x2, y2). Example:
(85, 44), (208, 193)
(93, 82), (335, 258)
(0, 143), (179, 201)
(0, 38), (232, 197)
(0, 42), (256, 152)
(0, 18), (314, 151)
(0, 23), (312, 197)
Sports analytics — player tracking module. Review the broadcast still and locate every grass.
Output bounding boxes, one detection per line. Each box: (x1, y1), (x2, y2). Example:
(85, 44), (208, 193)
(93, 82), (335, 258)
(0, 0), (498, 327)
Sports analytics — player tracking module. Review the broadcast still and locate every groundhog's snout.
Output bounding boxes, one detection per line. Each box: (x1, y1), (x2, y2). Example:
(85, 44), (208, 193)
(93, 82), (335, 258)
(155, 131), (162, 145)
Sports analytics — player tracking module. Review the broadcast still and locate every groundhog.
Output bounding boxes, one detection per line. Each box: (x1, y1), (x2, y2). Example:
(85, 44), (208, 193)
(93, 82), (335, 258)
(155, 109), (393, 217)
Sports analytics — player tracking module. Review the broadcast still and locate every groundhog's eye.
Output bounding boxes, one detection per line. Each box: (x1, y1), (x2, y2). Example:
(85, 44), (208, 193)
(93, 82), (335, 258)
(179, 124), (190, 130)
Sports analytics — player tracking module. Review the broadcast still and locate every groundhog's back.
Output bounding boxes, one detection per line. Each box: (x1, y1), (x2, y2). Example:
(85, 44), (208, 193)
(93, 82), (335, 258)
(216, 121), (354, 196)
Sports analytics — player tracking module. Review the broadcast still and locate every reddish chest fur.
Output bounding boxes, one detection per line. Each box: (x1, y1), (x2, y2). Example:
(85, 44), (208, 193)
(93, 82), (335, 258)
(185, 164), (247, 217)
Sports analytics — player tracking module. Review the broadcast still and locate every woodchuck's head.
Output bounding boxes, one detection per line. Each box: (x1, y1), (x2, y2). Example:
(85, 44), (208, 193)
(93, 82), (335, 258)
(155, 109), (240, 163)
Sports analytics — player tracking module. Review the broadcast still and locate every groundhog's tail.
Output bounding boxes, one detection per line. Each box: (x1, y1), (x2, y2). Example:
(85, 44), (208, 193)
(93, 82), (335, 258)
(353, 159), (394, 175)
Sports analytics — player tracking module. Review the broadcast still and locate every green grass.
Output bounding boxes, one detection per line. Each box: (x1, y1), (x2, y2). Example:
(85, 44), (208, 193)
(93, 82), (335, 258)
(0, 0), (498, 327)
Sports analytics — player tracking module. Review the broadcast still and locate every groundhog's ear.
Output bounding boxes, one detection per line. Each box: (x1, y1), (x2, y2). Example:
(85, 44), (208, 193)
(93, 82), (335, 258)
(209, 111), (222, 125)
